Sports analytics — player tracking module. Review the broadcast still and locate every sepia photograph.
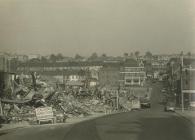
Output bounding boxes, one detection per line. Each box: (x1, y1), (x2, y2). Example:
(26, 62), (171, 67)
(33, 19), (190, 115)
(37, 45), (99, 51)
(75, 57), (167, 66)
(0, 0), (195, 140)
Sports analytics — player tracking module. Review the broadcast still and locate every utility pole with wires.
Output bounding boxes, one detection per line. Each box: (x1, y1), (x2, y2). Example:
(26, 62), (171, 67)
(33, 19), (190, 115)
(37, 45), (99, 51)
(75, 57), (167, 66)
(180, 51), (184, 112)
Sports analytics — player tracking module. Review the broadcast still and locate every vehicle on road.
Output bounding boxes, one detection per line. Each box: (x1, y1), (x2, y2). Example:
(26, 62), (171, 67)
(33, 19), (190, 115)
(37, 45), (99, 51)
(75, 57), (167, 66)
(140, 94), (151, 108)
(164, 102), (175, 112)
(161, 89), (167, 93)
(140, 97), (151, 108)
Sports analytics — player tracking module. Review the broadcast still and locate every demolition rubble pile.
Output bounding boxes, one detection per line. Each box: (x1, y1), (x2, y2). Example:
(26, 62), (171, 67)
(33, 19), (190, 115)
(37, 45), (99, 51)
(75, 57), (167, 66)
(0, 74), (109, 124)
(0, 73), (145, 125)
(45, 91), (106, 118)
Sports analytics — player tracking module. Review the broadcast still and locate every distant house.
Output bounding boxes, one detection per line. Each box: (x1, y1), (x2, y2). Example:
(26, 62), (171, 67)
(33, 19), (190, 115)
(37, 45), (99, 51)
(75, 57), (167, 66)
(152, 60), (167, 72)
(88, 78), (98, 87)
(120, 59), (146, 86)
(17, 55), (28, 62)
(16, 61), (103, 74)
(15, 61), (104, 88)
(151, 55), (171, 74)
(52, 69), (89, 88)
(28, 54), (41, 60)
(65, 81), (84, 88)
(65, 70), (88, 82)
(143, 55), (171, 78)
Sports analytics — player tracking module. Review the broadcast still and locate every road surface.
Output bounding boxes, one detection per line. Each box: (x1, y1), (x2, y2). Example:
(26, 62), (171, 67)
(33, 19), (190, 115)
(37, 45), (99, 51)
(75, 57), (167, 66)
(0, 82), (194, 140)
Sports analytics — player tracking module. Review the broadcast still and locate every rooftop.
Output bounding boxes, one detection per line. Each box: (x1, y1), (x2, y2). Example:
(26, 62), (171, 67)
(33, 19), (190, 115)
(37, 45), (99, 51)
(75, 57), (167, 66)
(123, 59), (139, 67)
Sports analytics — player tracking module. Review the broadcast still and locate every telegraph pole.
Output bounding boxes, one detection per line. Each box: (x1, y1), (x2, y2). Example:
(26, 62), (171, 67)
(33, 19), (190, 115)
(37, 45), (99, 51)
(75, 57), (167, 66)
(117, 85), (120, 110)
(181, 52), (184, 112)
(0, 100), (3, 115)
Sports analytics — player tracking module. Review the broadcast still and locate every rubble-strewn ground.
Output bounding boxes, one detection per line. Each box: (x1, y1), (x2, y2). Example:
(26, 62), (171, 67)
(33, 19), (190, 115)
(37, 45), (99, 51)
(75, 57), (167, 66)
(0, 112), (108, 132)
(0, 74), (151, 128)
(1, 82), (194, 140)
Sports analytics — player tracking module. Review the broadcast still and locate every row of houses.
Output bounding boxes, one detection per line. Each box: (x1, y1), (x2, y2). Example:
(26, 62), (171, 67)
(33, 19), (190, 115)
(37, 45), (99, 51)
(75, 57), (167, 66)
(142, 55), (171, 78)
(15, 59), (146, 88)
(15, 54), (174, 87)
(11, 53), (175, 81)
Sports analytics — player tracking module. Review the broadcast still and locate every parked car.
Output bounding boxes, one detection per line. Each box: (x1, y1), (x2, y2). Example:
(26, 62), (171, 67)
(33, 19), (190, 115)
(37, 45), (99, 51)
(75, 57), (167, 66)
(164, 102), (175, 112)
(161, 89), (167, 93)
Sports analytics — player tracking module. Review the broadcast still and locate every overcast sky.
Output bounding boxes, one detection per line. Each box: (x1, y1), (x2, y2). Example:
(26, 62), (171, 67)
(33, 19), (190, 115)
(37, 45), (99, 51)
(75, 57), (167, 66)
(0, 0), (194, 56)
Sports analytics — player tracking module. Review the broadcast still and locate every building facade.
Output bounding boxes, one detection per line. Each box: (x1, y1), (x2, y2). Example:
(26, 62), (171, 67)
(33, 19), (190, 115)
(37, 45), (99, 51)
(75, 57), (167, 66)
(0, 54), (13, 97)
(98, 62), (121, 87)
(167, 57), (195, 108)
(120, 59), (146, 86)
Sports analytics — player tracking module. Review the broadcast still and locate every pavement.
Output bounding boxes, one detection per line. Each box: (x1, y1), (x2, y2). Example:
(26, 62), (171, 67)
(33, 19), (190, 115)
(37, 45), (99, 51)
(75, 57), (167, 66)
(0, 121), (30, 131)
(0, 82), (195, 140)
(0, 112), (107, 132)
(175, 110), (195, 125)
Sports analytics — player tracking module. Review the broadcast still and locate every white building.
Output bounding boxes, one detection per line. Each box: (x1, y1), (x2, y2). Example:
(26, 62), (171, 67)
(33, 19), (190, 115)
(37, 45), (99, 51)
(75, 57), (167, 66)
(120, 59), (146, 86)
(28, 54), (41, 60)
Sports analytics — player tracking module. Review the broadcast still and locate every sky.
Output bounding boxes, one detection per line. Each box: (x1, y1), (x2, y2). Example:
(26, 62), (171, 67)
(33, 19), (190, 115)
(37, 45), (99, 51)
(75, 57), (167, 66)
(0, 0), (194, 56)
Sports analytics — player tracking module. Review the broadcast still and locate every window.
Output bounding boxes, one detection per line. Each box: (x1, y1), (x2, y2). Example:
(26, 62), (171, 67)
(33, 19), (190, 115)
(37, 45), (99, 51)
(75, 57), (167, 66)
(133, 79), (139, 83)
(126, 79), (131, 83)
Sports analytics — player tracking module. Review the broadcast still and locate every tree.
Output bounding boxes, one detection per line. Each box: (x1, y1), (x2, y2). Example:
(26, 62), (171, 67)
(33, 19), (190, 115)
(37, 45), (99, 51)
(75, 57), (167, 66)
(145, 51), (153, 58)
(123, 53), (128, 57)
(29, 58), (40, 63)
(41, 56), (48, 63)
(75, 54), (83, 60)
(56, 53), (64, 60)
(130, 52), (134, 58)
(101, 53), (107, 58)
(187, 52), (191, 57)
(135, 51), (140, 58)
(50, 54), (57, 62)
(89, 52), (98, 60)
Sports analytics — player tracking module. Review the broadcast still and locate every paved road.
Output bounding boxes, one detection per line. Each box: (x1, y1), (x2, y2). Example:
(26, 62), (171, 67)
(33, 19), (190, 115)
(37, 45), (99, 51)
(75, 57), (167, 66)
(0, 82), (195, 140)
